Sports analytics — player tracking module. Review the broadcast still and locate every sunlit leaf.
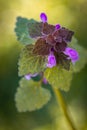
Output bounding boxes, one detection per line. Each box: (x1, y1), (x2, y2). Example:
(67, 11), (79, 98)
(69, 37), (87, 72)
(14, 17), (36, 45)
(18, 45), (47, 76)
(15, 78), (51, 112)
(44, 66), (73, 91)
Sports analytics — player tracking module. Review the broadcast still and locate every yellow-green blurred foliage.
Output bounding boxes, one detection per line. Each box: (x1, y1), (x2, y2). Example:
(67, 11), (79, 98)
(0, 0), (87, 130)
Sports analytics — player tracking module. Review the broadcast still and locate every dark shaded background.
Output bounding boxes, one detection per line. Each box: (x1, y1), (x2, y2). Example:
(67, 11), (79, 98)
(0, 0), (87, 129)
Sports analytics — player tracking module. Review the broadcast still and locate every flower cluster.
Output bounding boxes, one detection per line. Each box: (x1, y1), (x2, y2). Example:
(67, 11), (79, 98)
(28, 13), (79, 69)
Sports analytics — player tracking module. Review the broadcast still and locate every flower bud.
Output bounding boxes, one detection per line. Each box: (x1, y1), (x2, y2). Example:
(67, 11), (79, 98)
(40, 13), (47, 23)
(64, 47), (79, 63)
(47, 53), (56, 68)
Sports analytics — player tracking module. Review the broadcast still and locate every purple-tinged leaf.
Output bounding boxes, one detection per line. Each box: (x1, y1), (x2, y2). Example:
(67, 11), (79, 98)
(53, 28), (74, 43)
(60, 27), (74, 42)
(54, 42), (67, 52)
(53, 30), (62, 43)
(64, 31), (74, 43)
(42, 23), (55, 35)
(46, 34), (56, 46)
(33, 38), (51, 56)
(55, 52), (71, 70)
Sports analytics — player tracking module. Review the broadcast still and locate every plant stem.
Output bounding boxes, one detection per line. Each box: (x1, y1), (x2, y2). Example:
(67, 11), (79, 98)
(52, 87), (78, 130)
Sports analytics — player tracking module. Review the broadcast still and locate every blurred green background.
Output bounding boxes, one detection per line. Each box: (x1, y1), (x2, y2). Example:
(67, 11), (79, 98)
(0, 0), (87, 130)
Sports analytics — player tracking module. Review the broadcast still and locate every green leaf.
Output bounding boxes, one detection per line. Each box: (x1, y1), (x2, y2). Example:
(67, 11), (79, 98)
(14, 17), (36, 45)
(28, 21), (43, 38)
(18, 45), (47, 76)
(70, 37), (87, 72)
(15, 78), (51, 112)
(44, 66), (73, 91)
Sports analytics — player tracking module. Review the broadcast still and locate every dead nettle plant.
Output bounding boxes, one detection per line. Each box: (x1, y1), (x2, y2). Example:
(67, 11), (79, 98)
(14, 13), (87, 130)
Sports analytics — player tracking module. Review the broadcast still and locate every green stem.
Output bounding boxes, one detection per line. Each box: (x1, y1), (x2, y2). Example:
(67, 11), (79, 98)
(52, 87), (78, 130)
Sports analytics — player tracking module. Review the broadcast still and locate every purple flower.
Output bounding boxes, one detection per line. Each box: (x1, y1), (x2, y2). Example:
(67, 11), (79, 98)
(25, 74), (31, 80)
(64, 47), (79, 63)
(47, 52), (56, 68)
(40, 13), (47, 23)
(25, 73), (38, 80)
(55, 24), (61, 30)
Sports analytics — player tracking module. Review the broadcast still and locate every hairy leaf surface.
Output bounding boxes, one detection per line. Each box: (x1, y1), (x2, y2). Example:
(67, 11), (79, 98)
(44, 66), (73, 91)
(18, 45), (47, 76)
(15, 17), (36, 45)
(15, 78), (51, 112)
